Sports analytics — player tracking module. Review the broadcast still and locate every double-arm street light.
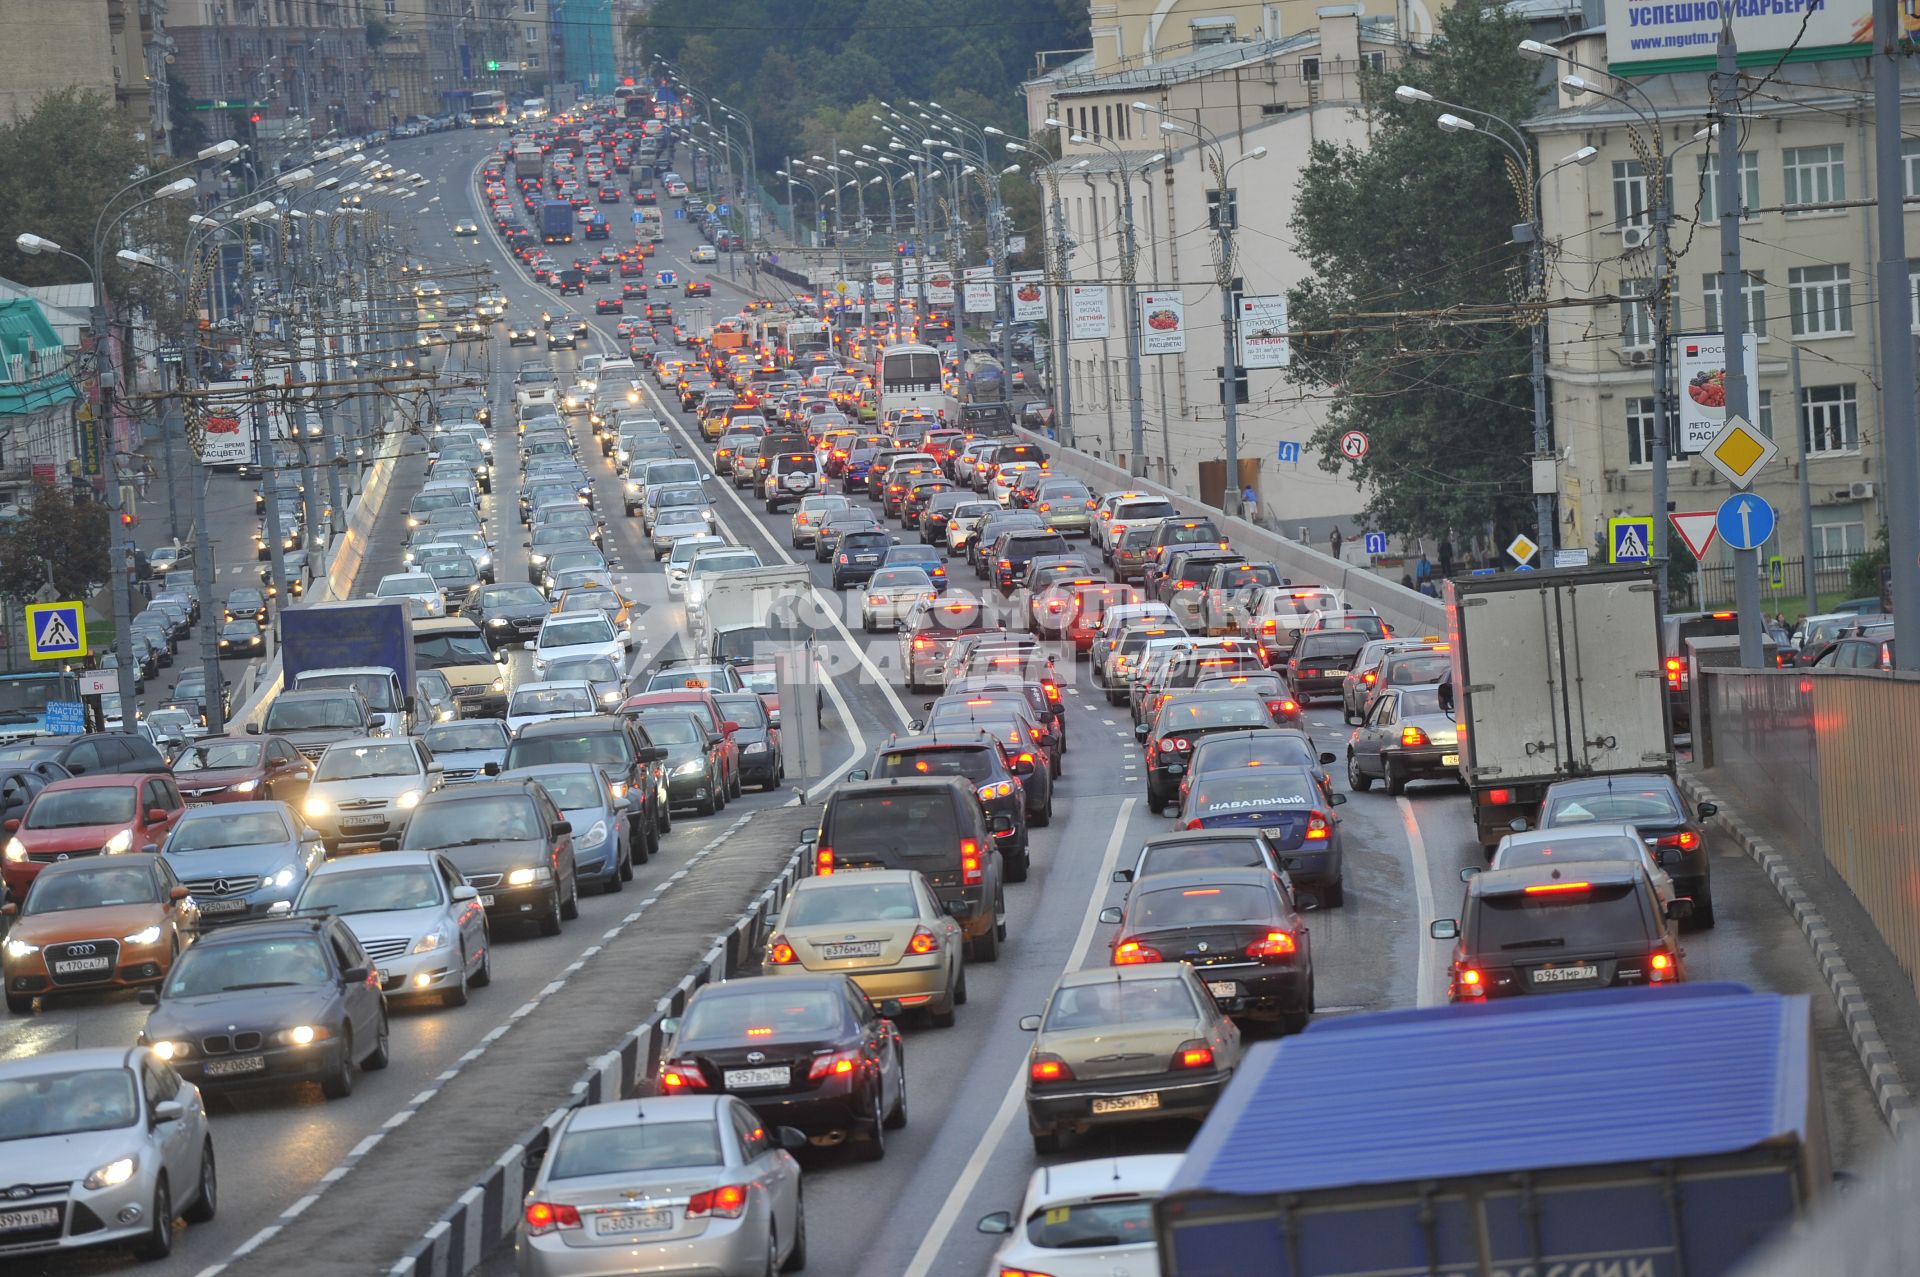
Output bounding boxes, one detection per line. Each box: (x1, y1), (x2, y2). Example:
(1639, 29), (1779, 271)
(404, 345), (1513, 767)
(1068, 127), (1161, 478)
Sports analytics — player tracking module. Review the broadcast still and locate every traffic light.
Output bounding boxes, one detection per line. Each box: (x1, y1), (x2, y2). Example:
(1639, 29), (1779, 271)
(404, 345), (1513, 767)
(119, 511), (136, 528)
(249, 112), (262, 124)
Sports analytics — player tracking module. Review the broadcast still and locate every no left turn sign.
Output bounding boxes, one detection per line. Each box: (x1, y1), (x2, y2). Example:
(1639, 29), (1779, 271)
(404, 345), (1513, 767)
(1338, 430), (1370, 461)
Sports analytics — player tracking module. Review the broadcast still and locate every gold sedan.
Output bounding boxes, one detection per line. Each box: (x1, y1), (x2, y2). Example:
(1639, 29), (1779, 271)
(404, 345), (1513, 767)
(765, 870), (965, 1026)
(1018, 963), (1243, 1154)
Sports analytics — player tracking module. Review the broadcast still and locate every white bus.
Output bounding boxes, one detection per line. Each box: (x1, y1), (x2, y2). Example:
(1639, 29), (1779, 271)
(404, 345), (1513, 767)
(875, 343), (959, 423)
(465, 90), (509, 127)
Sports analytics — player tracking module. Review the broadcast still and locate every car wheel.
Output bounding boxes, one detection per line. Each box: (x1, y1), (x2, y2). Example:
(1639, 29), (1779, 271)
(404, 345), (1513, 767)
(442, 957), (470, 1008)
(658, 801), (672, 834)
(183, 1141), (217, 1223)
(967, 921), (1000, 963)
(883, 1049), (908, 1129)
(1004, 846), (1029, 883)
(320, 1029), (355, 1099)
(470, 938), (492, 987)
(539, 887), (564, 936)
(5, 991), (32, 1014)
(1384, 759), (1408, 796)
(780, 1187), (807, 1272)
(130, 1176), (173, 1261)
(931, 969), (960, 1028)
(953, 963), (968, 1007)
(1347, 751), (1373, 793)
(364, 1009), (391, 1069)
(561, 869), (581, 920)
(855, 1084), (888, 1162)
(1146, 783), (1166, 816)
(607, 844), (629, 891)
(1031, 1128), (1062, 1155)
(1691, 890), (1716, 929)
(697, 789), (717, 816)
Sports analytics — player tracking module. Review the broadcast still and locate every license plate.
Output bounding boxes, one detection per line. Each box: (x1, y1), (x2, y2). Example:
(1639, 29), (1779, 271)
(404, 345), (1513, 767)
(53, 956), (111, 974)
(0, 1207), (58, 1232)
(203, 1054), (266, 1076)
(1531, 964), (1599, 984)
(480, 894), (495, 907)
(1092, 1092), (1161, 1115)
(596, 1209), (672, 1235)
(340, 816), (383, 830)
(1164, 763), (1185, 775)
(187, 800), (213, 808)
(856, 555), (877, 563)
(199, 898), (247, 914)
(1442, 753), (1460, 766)
(723, 1066), (790, 1089)
(1206, 981), (1240, 999)
(821, 941), (883, 960)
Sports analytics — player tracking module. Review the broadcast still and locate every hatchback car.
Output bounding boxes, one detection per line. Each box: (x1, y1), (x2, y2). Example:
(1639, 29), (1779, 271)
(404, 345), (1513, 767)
(765, 870), (965, 1027)
(501, 764), (633, 892)
(976, 1155), (1181, 1277)
(2, 856), (200, 1013)
(2, 773), (184, 901)
(293, 850), (491, 1006)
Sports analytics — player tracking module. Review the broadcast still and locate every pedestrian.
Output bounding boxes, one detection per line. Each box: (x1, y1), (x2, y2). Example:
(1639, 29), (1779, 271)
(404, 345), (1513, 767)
(1438, 536), (1454, 580)
(1240, 485), (1259, 524)
(1329, 526), (1344, 560)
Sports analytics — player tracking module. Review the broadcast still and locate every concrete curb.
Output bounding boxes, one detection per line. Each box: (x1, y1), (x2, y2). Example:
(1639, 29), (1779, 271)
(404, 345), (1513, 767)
(387, 839), (812, 1277)
(1679, 771), (1916, 1137)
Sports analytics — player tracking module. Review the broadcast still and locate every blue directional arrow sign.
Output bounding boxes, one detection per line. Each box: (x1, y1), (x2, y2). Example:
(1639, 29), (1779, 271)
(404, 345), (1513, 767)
(1363, 531), (1389, 556)
(1275, 440), (1301, 464)
(1716, 492), (1776, 551)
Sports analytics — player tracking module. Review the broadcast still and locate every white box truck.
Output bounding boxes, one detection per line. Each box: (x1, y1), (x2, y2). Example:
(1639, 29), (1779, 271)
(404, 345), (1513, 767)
(1444, 565), (1673, 848)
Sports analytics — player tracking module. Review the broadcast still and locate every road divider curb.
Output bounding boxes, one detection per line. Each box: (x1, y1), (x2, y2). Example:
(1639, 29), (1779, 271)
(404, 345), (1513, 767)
(388, 822), (815, 1277)
(1680, 771), (1915, 1136)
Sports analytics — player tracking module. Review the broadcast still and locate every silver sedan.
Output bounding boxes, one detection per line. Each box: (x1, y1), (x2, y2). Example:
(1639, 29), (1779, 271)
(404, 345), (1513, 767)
(301, 737), (442, 852)
(516, 1094), (805, 1277)
(294, 850), (492, 1006)
(860, 566), (937, 633)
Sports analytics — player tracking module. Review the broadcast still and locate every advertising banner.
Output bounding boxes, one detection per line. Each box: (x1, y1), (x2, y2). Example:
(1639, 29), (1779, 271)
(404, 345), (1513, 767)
(1238, 294), (1291, 369)
(1139, 291), (1187, 355)
(1011, 271), (1046, 322)
(1673, 330), (1763, 455)
(870, 261), (897, 302)
(1069, 286), (1110, 341)
(925, 261), (955, 305)
(1604, 0), (1873, 77)
(963, 266), (995, 314)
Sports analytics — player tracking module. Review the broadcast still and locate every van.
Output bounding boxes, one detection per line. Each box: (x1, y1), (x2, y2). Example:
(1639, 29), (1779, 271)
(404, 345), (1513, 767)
(412, 616), (507, 717)
(811, 776), (1007, 961)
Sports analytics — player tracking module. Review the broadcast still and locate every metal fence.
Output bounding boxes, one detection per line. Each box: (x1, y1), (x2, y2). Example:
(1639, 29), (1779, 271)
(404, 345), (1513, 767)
(1693, 553), (1858, 610)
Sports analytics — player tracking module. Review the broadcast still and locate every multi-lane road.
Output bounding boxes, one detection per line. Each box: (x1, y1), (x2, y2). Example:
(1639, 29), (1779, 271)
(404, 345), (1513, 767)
(4, 128), (1892, 1277)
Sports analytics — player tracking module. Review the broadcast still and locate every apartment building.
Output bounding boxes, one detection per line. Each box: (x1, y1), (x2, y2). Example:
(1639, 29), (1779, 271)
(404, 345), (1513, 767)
(170, 0), (374, 136)
(0, 0), (170, 147)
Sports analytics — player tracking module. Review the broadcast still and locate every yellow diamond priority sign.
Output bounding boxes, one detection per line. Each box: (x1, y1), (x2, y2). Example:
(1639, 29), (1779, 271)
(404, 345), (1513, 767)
(1701, 414), (1777, 489)
(1505, 533), (1538, 566)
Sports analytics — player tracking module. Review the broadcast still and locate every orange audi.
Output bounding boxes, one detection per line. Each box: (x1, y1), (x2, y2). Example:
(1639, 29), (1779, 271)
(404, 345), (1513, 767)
(2, 855), (198, 1012)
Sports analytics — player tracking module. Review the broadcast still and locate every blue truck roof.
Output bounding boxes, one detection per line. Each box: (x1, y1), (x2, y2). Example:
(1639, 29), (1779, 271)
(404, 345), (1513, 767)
(1168, 984), (1812, 1200)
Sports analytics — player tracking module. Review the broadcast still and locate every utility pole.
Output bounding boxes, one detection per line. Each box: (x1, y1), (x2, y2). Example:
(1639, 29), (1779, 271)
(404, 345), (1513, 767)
(1871, 0), (1920, 667)
(1650, 147), (1675, 617)
(1047, 178), (1073, 448)
(1714, 27), (1764, 667)
(1793, 346), (1817, 622)
(1214, 179), (1243, 517)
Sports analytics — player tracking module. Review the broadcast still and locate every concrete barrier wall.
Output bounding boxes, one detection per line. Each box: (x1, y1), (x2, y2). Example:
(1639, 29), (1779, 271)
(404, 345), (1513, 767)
(1016, 427), (1448, 639)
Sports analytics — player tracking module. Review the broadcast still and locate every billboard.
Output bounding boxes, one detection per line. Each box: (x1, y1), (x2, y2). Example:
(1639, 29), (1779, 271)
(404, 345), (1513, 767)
(1604, 0), (1875, 77)
(870, 262), (897, 302)
(1069, 286), (1110, 340)
(1238, 295), (1291, 369)
(963, 266), (995, 314)
(925, 261), (955, 306)
(1673, 330), (1763, 455)
(1139, 291), (1187, 355)
(1011, 271), (1046, 322)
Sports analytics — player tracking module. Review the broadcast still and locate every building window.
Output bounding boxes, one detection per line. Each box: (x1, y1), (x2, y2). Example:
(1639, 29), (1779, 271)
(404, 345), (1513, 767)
(1814, 518), (1867, 559)
(1910, 258), (1919, 332)
(1619, 276), (1654, 349)
(1788, 264), (1852, 337)
(1904, 138), (1920, 199)
(1191, 16), (1235, 45)
(383, 0), (394, 11)
(525, 23), (537, 43)
(1757, 388), (1774, 438)
(1800, 384), (1859, 454)
(524, 0), (535, 10)
(1626, 396), (1680, 467)
(1695, 151), (1759, 221)
(1611, 160), (1670, 227)
(1301, 57), (1321, 82)
(1365, 51), (1387, 72)
(1782, 144), (1845, 213)
(1702, 271), (1766, 337)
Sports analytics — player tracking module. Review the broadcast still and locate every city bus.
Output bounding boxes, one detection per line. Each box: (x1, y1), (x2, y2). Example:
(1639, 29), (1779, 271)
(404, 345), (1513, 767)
(465, 90), (509, 128)
(0, 670), (81, 746)
(875, 342), (959, 424)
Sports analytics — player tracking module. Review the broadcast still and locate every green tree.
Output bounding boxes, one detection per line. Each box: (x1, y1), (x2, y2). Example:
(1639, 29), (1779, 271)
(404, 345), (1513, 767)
(166, 71), (208, 158)
(0, 484), (111, 606)
(1285, 2), (1542, 541)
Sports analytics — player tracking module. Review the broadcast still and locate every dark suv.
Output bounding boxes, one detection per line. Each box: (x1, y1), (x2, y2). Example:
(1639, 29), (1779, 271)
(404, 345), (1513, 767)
(812, 776), (1007, 961)
(989, 529), (1071, 594)
(855, 731), (1034, 880)
(503, 717), (668, 861)
(0, 732), (167, 777)
(1285, 629), (1372, 704)
(832, 529), (893, 589)
(1430, 860), (1690, 1001)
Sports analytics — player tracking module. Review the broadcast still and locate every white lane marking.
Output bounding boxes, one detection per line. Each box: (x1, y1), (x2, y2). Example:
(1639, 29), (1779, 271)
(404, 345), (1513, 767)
(900, 796), (1139, 1277)
(804, 668), (866, 802)
(1398, 794), (1442, 1007)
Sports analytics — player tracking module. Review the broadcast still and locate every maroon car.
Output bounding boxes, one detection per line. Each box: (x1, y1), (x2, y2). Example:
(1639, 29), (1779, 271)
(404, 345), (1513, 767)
(168, 735), (313, 807)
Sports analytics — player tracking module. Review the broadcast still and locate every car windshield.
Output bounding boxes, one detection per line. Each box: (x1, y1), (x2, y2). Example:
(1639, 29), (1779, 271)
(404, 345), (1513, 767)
(405, 795), (544, 846)
(542, 617), (613, 647)
(669, 539), (724, 566)
(166, 936), (332, 996)
(527, 769), (605, 808)
(316, 743), (419, 782)
(172, 741), (262, 771)
(550, 1121), (724, 1179)
(1544, 786), (1685, 826)
(632, 712), (703, 745)
(300, 673), (398, 712)
(1386, 654), (1451, 686)
(169, 809), (292, 852)
(414, 632), (496, 668)
(1045, 976), (1198, 1030)
(1475, 883), (1650, 950)
(1395, 687), (1446, 717)
(680, 987), (843, 1044)
(483, 586), (546, 608)
(23, 865), (160, 914)
(423, 722), (509, 752)
(1134, 883), (1275, 928)
(511, 686), (594, 716)
(785, 880), (920, 926)
(421, 557), (476, 579)
(690, 554), (757, 578)
(0, 1069), (138, 1140)
(646, 461), (700, 485)
(264, 697), (363, 731)
(875, 748), (991, 783)
(25, 787), (136, 829)
(1023, 1197), (1157, 1251)
(299, 866), (442, 914)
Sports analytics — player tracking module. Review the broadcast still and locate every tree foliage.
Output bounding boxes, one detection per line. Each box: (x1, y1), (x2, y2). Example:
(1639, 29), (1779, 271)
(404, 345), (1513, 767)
(0, 485), (111, 606)
(1285, 2), (1542, 542)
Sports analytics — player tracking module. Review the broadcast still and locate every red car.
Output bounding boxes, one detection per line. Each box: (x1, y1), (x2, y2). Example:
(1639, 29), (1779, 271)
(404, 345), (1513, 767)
(622, 281), (649, 299)
(167, 735), (313, 807)
(685, 281), (712, 298)
(1, 773), (186, 899)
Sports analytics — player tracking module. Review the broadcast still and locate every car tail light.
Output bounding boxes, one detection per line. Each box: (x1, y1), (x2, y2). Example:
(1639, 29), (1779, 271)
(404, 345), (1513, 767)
(524, 1201), (582, 1234)
(1455, 967), (1487, 1000)
(907, 926), (939, 955)
(1245, 931), (1298, 960)
(1487, 788), (1513, 806)
(1304, 812), (1331, 841)
(1000, 559), (1012, 568)
(1363, 671), (1377, 684)
(1401, 726), (1430, 747)
(1043, 681), (1061, 702)
(960, 838), (983, 886)
(686, 1184), (749, 1219)
(1658, 830), (1702, 851)
(1113, 939), (1162, 964)
(1665, 656), (1685, 689)
(658, 1060), (707, 1091)
(807, 1049), (859, 1080)
(1029, 1053), (1074, 1083)
(1648, 950), (1676, 983)
(1173, 1040), (1215, 1070)
(1524, 880), (1592, 895)
(768, 935), (797, 965)
(912, 637), (933, 650)
(1158, 737), (1190, 752)
(815, 845), (834, 876)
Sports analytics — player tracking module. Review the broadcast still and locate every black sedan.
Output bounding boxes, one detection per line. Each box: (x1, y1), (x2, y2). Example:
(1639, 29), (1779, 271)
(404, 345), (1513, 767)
(1345, 684), (1461, 795)
(1537, 772), (1719, 928)
(715, 691), (781, 791)
(464, 582), (552, 653)
(1141, 692), (1277, 814)
(1174, 764), (1347, 908)
(507, 323), (539, 346)
(594, 296), (623, 314)
(216, 617), (266, 658)
(399, 779), (580, 936)
(137, 915), (390, 1099)
(658, 974), (907, 1160)
(626, 708), (727, 815)
(1098, 866), (1315, 1031)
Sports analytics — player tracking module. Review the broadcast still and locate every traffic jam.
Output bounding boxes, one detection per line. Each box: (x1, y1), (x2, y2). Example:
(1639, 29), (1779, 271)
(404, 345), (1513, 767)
(0, 90), (1839, 1277)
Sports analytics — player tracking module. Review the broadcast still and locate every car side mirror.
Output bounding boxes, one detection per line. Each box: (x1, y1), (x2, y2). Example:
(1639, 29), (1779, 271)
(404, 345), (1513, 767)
(152, 1099), (184, 1125)
(146, 809), (167, 826)
(847, 768), (869, 782)
(1319, 751), (1337, 765)
(0, 902), (14, 916)
(452, 884), (479, 901)
(342, 965), (371, 984)
(1429, 919), (1460, 940)
(245, 723), (261, 735)
(907, 719), (924, 732)
(1657, 848), (1684, 868)
(1329, 793), (1347, 806)
(523, 640), (535, 650)
(641, 746), (669, 764)
(768, 710), (781, 727)
(482, 761), (501, 777)
(1436, 682), (1455, 713)
(1111, 868), (1134, 883)
(1010, 757), (1034, 778)
(1098, 906), (1123, 925)
(1697, 802), (1718, 819)
(1507, 817), (1530, 833)
(1133, 723), (1147, 742)
(1666, 898), (1695, 922)
(989, 814), (1016, 835)
(1459, 867), (1481, 883)
(552, 821), (573, 837)
(876, 998), (904, 1020)
(777, 1125), (808, 1152)
(1015, 1016), (1041, 1034)
(137, 989), (160, 1006)
(722, 721), (740, 734)
(2, 818), (18, 834)
(658, 1016), (680, 1037)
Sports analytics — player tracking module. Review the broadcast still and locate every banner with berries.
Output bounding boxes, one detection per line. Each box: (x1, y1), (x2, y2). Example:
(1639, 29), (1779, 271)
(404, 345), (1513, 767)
(1675, 332), (1761, 455)
(1139, 291), (1187, 355)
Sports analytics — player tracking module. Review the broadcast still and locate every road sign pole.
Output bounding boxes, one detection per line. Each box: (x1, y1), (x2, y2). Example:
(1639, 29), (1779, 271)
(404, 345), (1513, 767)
(1872, 0), (1920, 668)
(1714, 27), (1765, 666)
(1792, 347), (1817, 622)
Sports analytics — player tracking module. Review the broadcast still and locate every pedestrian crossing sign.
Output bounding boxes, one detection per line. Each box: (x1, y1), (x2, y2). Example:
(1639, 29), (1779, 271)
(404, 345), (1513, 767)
(1608, 517), (1653, 565)
(25, 600), (86, 661)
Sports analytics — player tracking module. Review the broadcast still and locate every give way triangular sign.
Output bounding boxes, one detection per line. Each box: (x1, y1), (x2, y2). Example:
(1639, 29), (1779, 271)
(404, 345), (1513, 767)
(1669, 510), (1719, 560)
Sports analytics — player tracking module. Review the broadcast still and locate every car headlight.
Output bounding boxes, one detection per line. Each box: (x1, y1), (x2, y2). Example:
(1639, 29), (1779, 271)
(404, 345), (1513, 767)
(491, 677), (507, 692)
(411, 930), (445, 954)
(743, 741), (769, 754)
(303, 795), (330, 819)
(269, 866), (296, 890)
(5, 837), (27, 863)
(274, 1024), (332, 1047)
(123, 925), (163, 946)
(4, 936), (40, 959)
(232, 778), (259, 794)
(103, 829), (133, 855)
(396, 789), (423, 811)
(149, 1040), (190, 1062)
(579, 820), (609, 847)
(506, 865), (553, 886)
(83, 1157), (137, 1190)
(672, 759), (706, 777)
(487, 616), (510, 628)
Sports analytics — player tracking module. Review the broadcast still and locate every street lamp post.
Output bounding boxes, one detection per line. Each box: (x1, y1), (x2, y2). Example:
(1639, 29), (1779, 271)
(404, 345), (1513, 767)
(1008, 128), (1076, 447)
(1071, 130), (1157, 478)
